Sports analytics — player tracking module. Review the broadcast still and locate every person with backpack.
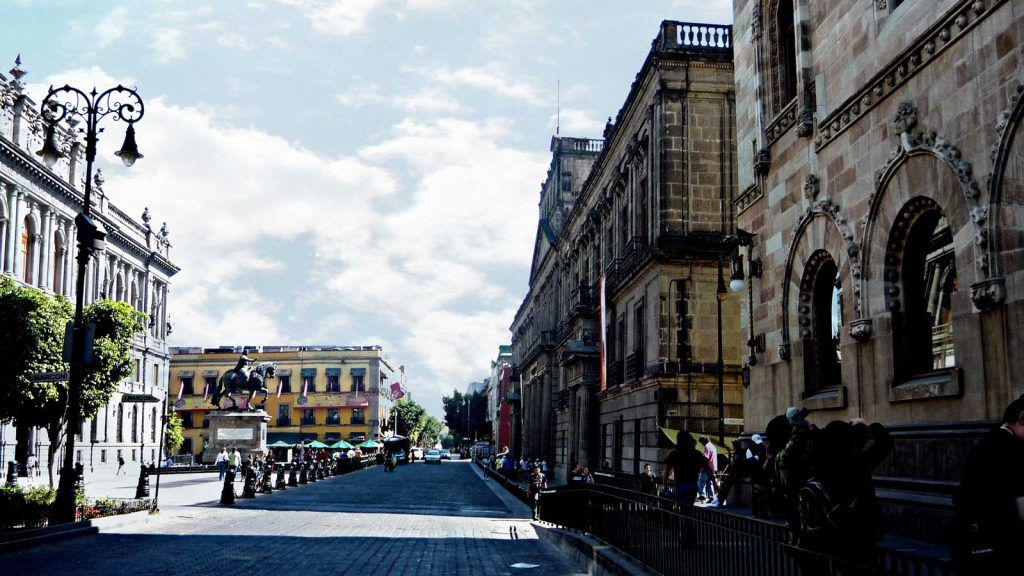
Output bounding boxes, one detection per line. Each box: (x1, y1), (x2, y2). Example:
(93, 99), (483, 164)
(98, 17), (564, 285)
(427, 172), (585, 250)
(527, 464), (547, 520)
(951, 394), (1024, 573)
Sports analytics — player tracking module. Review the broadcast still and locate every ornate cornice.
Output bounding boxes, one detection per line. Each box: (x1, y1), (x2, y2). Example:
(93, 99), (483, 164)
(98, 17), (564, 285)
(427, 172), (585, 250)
(814, 0), (1006, 152)
(765, 98), (797, 146)
(734, 183), (762, 215)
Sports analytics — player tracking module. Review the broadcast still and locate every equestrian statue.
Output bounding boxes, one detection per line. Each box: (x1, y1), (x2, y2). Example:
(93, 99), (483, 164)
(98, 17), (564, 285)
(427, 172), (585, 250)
(211, 350), (276, 410)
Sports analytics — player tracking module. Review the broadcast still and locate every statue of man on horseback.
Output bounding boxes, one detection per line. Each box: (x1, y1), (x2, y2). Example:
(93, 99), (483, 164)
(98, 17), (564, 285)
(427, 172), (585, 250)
(211, 350), (275, 411)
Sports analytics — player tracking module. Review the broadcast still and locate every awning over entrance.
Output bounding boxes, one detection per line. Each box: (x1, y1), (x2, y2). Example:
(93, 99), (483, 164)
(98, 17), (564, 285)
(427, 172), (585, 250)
(659, 427), (738, 455)
(267, 432), (316, 444)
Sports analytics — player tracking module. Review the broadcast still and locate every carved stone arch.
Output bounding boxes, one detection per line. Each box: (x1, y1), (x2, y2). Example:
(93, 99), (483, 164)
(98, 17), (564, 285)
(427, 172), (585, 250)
(864, 146), (981, 318)
(780, 208), (854, 360)
(0, 190), (8, 220)
(986, 83), (1024, 303)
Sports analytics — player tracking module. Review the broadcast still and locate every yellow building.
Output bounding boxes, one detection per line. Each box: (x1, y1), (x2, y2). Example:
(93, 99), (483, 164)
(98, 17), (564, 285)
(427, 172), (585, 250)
(169, 345), (395, 461)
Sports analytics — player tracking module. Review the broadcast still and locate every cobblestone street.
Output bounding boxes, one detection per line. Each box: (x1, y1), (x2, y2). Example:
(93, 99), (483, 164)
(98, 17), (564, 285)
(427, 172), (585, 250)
(1, 462), (580, 576)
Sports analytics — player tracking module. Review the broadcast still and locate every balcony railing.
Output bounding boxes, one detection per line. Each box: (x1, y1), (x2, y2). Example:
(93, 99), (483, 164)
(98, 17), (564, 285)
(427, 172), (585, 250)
(300, 418), (316, 426)
(276, 417), (292, 427)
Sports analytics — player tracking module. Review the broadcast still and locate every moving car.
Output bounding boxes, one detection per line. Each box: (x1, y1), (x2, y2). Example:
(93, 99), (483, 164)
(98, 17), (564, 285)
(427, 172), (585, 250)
(411, 447), (424, 461)
(424, 449), (442, 464)
(439, 449), (452, 460)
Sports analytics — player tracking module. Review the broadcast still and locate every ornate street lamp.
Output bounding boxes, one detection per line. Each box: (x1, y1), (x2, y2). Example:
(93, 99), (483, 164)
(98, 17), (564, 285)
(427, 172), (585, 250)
(38, 84), (145, 524)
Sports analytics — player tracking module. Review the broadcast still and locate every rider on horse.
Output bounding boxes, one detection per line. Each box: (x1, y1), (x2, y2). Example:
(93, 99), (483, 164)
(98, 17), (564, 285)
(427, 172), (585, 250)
(234, 349), (254, 388)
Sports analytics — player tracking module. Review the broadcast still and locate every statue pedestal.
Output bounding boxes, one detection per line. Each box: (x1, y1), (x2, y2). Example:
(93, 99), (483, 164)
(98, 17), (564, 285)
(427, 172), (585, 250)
(208, 411), (269, 460)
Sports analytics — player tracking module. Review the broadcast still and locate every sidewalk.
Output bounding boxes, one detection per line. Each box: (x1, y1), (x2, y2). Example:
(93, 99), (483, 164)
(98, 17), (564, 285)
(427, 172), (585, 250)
(10, 469), (224, 506)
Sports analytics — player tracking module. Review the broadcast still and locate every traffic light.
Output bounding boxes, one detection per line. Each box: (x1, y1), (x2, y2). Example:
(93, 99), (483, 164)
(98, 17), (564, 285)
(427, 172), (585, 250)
(75, 213), (106, 253)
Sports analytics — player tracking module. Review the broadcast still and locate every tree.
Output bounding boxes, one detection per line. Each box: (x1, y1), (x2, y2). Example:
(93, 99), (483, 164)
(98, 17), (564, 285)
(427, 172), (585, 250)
(440, 433), (457, 449)
(393, 398), (427, 443)
(442, 390), (466, 438)
(164, 412), (184, 455)
(419, 416), (443, 448)
(442, 388), (489, 443)
(0, 278), (144, 485)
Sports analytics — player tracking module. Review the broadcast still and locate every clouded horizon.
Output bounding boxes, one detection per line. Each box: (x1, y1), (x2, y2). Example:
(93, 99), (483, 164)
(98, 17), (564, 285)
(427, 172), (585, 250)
(7, 0), (733, 419)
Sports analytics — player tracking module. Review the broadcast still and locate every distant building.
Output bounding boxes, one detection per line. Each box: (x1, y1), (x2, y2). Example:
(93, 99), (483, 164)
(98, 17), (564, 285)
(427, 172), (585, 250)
(731, 0), (1024, 544)
(512, 21), (742, 482)
(0, 56), (178, 476)
(487, 345), (513, 454)
(169, 345), (394, 461)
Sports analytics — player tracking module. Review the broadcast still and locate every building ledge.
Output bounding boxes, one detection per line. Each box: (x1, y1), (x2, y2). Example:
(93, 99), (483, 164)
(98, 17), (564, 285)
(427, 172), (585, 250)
(889, 369), (961, 403)
(802, 386), (846, 411)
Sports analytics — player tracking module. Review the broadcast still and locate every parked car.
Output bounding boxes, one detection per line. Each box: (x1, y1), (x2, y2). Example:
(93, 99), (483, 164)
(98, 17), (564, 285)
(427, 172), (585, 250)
(411, 447), (424, 461)
(424, 449), (442, 464)
(439, 449), (451, 460)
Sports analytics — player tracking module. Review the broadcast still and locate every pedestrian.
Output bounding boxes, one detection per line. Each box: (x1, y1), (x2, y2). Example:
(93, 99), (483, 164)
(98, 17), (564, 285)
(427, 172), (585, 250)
(951, 394), (1024, 573)
(116, 453), (126, 475)
(716, 434), (768, 513)
(27, 453), (37, 478)
(697, 436), (718, 503)
(581, 466), (595, 484)
(215, 448), (228, 480)
(663, 431), (717, 505)
(640, 463), (659, 495)
(568, 462), (583, 483)
(601, 460), (612, 472)
(227, 446), (241, 476)
(527, 464), (548, 520)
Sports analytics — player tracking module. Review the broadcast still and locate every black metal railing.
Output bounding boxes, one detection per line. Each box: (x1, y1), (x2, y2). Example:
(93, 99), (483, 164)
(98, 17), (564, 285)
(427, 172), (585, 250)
(539, 484), (952, 576)
(276, 418), (291, 426)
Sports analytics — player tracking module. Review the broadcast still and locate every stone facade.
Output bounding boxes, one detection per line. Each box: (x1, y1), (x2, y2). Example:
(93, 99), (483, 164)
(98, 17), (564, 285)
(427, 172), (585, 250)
(732, 0), (1024, 543)
(0, 56), (178, 477)
(512, 21), (743, 483)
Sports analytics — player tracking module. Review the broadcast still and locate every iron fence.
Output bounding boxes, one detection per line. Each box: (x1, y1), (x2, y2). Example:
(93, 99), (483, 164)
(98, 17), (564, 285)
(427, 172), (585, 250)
(538, 484), (952, 576)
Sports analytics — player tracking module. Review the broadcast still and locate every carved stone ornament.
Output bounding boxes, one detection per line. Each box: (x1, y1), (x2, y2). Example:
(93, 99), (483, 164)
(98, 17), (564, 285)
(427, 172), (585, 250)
(802, 174), (820, 200)
(796, 108), (815, 137)
(751, 3), (762, 39)
(893, 101), (918, 134)
(970, 277), (1006, 310)
(848, 318), (873, 342)
(753, 148), (771, 177)
(876, 0), (888, 9)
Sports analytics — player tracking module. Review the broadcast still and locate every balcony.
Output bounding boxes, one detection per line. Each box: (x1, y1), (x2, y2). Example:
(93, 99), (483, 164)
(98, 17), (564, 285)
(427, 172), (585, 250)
(276, 417), (292, 427)
(300, 417), (316, 426)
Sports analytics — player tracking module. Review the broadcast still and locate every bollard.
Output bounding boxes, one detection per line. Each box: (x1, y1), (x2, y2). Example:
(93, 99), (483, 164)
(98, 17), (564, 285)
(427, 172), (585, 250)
(275, 464), (287, 490)
(299, 463), (308, 484)
(240, 464), (257, 498)
(220, 467), (236, 505)
(316, 462), (325, 480)
(260, 465), (273, 494)
(310, 462), (319, 482)
(6, 461), (18, 486)
(135, 463), (150, 498)
(289, 463), (299, 487)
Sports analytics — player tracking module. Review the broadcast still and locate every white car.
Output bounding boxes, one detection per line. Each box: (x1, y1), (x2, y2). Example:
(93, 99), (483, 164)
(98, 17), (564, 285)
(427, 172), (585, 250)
(411, 447), (424, 461)
(424, 449), (442, 464)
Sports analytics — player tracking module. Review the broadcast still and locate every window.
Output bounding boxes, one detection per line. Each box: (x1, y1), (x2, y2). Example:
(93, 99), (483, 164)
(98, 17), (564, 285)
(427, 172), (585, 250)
(890, 203), (958, 378)
(151, 407), (158, 442)
(303, 376), (314, 394)
(279, 375), (291, 393)
(53, 235), (63, 293)
(800, 251), (842, 394)
(20, 218), (33, 284)
(326, 375), (340, 393)
(76, 449), (82, 465)
(351, 375), (365, 392)
(131, 405), (138, 443)
(153, 364), (160, 387)
(135, 359), (141, 382)
(100, 449), (107, 463)
(776, 0), (797, 107)
(277, 404), (291, 426)
(326, 408), (341, 425)
(204, 376), (216, 396)
(301, 409), (316, 426)
(179, 411), (193, 428)
(639, 179), (649, 240)
(180, 377), (194, 396)
(90, 418), (98, 442)
(351, 408), (365, 425)
(633, 419), (643, 475)
(116, 403), (124, 442)
(131, 449), (136, 462)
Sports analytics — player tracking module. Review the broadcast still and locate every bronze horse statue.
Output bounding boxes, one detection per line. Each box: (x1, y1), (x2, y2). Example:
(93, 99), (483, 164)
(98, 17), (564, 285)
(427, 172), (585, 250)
(211, 361), (276, 410)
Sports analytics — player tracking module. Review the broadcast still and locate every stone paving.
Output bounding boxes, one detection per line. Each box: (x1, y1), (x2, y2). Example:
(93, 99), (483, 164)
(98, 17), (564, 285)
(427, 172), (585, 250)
(1, 461), (582, 576)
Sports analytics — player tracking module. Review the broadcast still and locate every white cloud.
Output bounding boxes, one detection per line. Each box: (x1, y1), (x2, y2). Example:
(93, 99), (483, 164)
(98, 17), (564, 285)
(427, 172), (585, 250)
(152, 28), (186, 63)
(552, 108), (603, 136)
(391, 89), (462, 113)
(416, 63), (548, 106)
(216, 33), (255, 51)
(95, 7), (128, 47)
(276, 0), (389, 36)
(335, 83), (385, 108)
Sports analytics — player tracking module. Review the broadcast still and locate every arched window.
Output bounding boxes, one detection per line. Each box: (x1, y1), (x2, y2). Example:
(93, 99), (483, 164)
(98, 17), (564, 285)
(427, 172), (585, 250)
(151, 407), (158, 442)
(799, 250), (842, 394)
(115, 274), (124, 301)
(887, 198), (958, 379)
(116, 403), (124, 443)
(52, 233), (63, 293)
(20, 217), (34, 284)
(131, 405), (139, 443)
(777, 0), (797, 106)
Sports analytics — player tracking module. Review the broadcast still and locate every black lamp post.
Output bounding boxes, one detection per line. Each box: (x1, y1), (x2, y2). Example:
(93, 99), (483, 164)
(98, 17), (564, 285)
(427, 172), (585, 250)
(716, 256), (728, 448)
(39, 84), (144, 524)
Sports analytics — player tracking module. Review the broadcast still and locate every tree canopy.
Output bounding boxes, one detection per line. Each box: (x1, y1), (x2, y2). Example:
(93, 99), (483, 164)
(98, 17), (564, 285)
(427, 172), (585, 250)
(442, 388), (489, 442)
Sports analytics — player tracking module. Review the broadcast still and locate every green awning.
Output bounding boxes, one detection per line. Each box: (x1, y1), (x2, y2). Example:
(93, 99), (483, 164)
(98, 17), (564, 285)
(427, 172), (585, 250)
(305, 440), (329, 448)
(329, 440), (355, 449)
(267, 441), (293, 448)
(358, 440), (381, 449)
(659, 427), (738, 454)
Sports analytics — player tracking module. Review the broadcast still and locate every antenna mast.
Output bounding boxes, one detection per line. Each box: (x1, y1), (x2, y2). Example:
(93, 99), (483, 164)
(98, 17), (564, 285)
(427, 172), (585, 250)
(556, 79), (560, 135)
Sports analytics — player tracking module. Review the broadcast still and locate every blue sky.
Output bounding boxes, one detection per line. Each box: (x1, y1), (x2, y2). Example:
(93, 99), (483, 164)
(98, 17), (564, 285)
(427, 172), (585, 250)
(6, 0), (733, 418)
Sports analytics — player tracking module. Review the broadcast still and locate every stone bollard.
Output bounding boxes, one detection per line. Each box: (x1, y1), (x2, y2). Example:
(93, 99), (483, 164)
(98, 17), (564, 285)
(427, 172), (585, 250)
(260, 466), (273, 494)
(299, 463), (308, 484)
(275, 464), (287, 490)
(220, 467), (236, 505)
(316, 462), (324, 480)
(309, 462), (319, 482)
(289, 463), (299, 487)
(135, 463), (150, 498)
(6, 461), (18, 487)
(240, 465), (257, 499)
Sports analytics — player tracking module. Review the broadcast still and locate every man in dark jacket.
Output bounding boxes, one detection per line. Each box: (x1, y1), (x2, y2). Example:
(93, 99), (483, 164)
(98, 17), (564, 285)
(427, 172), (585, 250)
(664, 431), (717, 505)
(952, 395), (1024, 573)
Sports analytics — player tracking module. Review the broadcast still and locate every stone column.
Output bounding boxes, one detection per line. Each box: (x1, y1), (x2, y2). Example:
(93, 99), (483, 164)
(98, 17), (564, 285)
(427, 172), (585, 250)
(40, 208), (53, 291)
(11, 192), (25, 279)
(27, 204), (40, 286)
(2, 183), (15, 273)
(578, 383), (592, 467)
(541, 370), (552, 463)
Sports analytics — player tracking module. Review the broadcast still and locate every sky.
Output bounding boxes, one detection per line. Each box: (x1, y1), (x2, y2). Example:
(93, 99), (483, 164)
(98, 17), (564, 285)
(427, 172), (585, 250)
(5, 0), (733, 419)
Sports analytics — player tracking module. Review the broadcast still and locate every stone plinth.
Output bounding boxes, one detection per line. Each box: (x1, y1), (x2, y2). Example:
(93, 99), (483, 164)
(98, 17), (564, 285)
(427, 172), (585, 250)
(208, 411), (269, 460)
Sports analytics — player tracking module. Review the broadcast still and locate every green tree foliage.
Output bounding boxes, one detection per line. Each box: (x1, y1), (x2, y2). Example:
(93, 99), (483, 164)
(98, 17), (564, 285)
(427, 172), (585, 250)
(442, 389), (489, 442)
(393, 398), (427, 443)
(440, 433), (457, 449)
(442, 390), (465, 436)
(0, 278), (145, 485)
(164, 412), (184, 455)
(419, 416), (443, 448)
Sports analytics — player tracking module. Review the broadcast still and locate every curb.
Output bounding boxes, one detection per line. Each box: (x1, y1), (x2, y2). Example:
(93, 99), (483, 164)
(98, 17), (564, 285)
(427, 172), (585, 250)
(532, 524), (654, 576)
(0, 521), (98, 554)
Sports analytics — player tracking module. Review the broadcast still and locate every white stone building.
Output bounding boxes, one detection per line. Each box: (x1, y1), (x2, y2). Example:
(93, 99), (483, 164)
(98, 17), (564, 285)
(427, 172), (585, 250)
(0, 57), (179, 478)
